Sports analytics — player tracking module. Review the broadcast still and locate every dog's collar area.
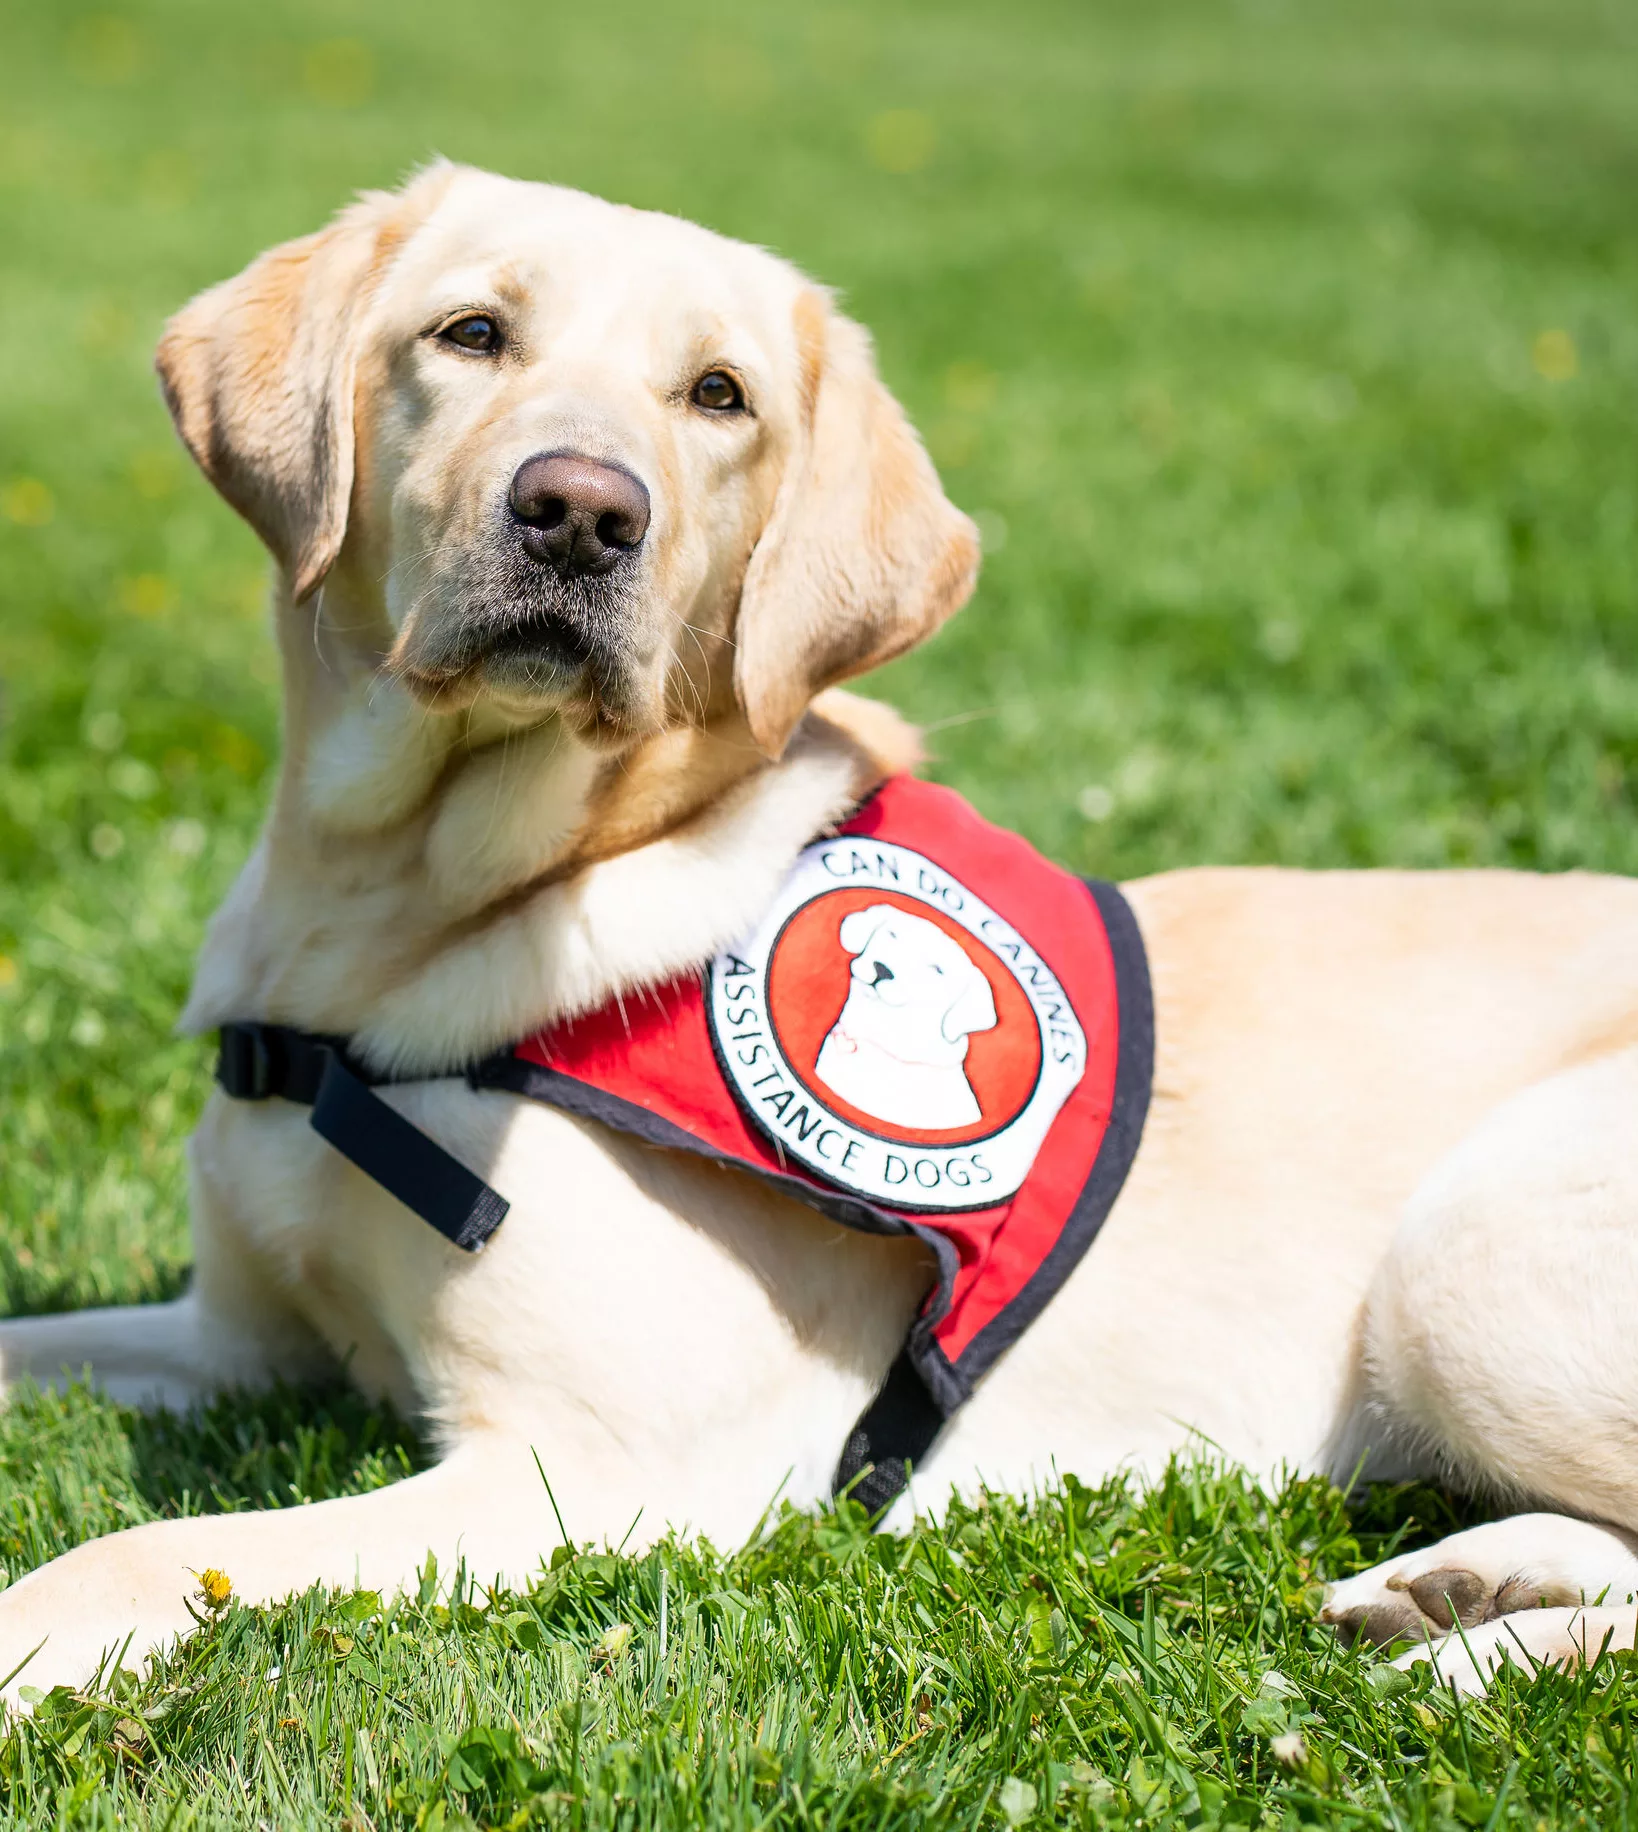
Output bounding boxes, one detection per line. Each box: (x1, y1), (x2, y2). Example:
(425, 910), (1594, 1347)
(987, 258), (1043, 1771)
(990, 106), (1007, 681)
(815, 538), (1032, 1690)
(217, 1020), (353, 1104)
(215, 1022), (509, 1254)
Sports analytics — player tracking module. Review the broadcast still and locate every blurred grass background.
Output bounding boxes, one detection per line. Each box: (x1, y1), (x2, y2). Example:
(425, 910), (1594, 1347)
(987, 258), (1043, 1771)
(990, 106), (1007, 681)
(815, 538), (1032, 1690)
(0, 0), (1636, 1822)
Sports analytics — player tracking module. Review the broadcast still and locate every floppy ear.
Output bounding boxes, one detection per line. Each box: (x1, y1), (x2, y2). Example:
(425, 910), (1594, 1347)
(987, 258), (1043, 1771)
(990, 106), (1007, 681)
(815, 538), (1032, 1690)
(155, 170), (446, 602)
(733, 292), (981, 759)
(838, 906), (892, 956)
(941, 965), (997, 1045)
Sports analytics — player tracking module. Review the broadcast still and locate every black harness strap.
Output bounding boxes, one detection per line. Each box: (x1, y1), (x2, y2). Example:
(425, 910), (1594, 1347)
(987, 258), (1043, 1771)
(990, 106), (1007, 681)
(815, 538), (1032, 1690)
(832, 1351), (946, 1516)
(215, 1023), (508, 1253)
(829, 876), (1156, 1516)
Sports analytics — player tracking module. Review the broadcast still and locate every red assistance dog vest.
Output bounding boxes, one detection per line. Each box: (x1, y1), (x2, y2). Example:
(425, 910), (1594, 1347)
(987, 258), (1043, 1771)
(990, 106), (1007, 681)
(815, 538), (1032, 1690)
(217, 776), (1152, 1513)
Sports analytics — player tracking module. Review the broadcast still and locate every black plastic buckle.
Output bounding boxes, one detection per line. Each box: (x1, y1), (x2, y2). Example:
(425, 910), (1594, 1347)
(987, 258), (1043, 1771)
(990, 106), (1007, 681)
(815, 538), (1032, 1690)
(216, 1023), (276, 1101)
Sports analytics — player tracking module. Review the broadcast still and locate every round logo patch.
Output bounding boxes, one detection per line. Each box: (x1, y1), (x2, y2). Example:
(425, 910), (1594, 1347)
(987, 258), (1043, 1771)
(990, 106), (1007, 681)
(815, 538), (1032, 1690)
(708, 836), (1088, 1212)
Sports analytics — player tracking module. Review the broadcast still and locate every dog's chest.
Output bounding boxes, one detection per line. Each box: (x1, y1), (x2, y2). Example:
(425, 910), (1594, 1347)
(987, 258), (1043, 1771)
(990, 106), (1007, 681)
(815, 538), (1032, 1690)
(200, 775), (1154, 1506)
(478, 776), (1154, 1439)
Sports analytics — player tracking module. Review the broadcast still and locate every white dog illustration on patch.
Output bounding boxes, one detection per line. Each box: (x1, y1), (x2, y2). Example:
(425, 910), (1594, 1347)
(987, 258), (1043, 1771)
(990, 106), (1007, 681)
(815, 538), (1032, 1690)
(814, 904), (998, 1129)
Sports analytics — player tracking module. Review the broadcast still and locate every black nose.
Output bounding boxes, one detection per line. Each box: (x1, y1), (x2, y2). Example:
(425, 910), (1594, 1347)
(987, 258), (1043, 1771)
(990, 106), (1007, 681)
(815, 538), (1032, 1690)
(868, 960), (895, 986)
(508, 452), (651, 579)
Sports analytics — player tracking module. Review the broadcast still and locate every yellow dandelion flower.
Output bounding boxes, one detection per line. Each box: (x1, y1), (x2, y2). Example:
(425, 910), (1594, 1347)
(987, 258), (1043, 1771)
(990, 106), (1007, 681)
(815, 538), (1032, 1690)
(196, 1567), (233, 1610)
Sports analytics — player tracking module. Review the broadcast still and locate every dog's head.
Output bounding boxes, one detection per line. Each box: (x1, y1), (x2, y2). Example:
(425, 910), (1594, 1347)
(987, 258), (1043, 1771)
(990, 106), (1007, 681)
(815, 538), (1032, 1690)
(156, 164), (978, 758)
(835, 904), (997, 1061)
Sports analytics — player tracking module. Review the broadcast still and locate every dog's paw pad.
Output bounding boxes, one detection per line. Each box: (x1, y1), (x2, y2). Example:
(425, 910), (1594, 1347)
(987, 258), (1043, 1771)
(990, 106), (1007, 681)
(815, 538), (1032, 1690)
(1321, 1594), (1428, 1648)
(1322, 1560), (1534, 1648)
(1401, 1565), (1505, 1631)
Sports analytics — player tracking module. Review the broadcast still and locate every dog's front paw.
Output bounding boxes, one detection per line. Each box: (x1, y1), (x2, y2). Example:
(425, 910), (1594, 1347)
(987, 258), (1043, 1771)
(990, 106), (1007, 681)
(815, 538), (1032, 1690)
(1321, 1512), (1638, 1652)
(1322, 1554), (1539, 1649)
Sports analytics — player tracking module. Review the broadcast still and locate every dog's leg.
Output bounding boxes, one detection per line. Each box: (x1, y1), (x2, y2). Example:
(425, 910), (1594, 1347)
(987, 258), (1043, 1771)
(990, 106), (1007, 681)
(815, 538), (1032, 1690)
(1, 1120), (343, 1411)
(0, 1257), (335, 1413)
(0, 1298), (237, 1413)
(0, 1435), (560, 1703)
(1323, 1045), (1638, 1689)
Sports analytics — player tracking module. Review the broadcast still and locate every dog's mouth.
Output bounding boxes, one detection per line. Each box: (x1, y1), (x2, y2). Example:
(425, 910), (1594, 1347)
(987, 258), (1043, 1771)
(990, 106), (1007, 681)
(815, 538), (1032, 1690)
(398, 606), (592, 691)
(478, 608), (596, 679)
(392, 557), (650, 727)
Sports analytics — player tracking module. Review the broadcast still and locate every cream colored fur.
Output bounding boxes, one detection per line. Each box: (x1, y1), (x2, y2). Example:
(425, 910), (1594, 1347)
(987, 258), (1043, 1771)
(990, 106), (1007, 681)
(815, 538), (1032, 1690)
(3, 166), (1636, 1704)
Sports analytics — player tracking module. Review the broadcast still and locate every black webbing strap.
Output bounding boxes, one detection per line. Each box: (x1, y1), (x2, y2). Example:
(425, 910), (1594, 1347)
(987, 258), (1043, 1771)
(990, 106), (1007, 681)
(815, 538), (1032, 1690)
(215, 1022), (508, 1253)
(830, 877), (1155, 1518)
(831, 1351), (945, 1516)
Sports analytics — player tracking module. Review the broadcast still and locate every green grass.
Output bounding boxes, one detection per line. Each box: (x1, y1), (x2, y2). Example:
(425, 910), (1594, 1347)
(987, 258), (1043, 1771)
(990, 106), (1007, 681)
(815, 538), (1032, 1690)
(1, 0), (1636, 1822)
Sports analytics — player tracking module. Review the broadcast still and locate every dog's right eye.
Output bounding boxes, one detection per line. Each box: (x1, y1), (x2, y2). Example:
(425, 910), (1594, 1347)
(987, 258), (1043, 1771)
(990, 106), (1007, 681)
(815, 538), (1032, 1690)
(438, 315), (500, 354)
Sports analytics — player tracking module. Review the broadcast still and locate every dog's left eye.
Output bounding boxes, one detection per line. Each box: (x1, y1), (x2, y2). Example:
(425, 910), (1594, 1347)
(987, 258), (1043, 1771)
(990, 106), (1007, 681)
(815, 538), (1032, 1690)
(691, 370), (745, 412)
(439, 315), (500, 354)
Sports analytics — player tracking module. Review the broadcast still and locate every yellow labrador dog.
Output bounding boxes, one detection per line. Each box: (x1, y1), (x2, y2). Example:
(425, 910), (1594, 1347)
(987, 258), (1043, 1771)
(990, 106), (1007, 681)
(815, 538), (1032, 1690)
(3, 162), (1637, 1701)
